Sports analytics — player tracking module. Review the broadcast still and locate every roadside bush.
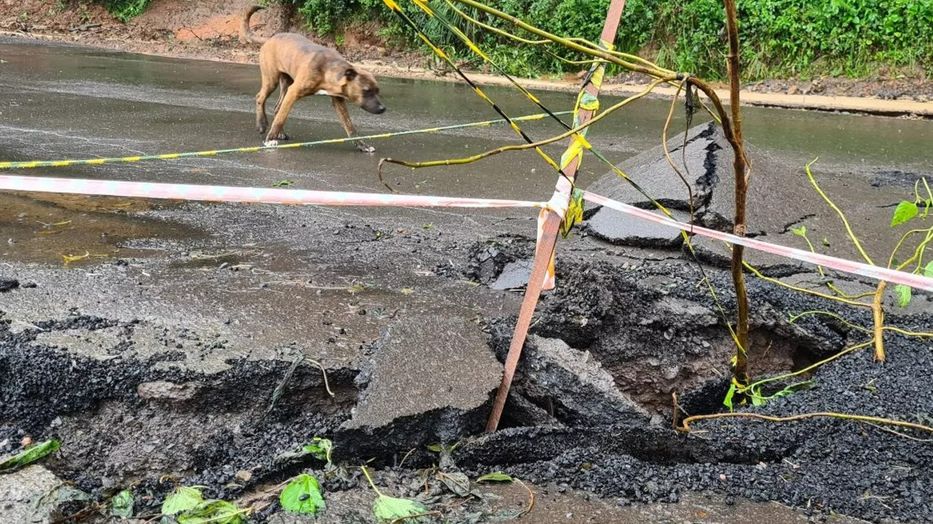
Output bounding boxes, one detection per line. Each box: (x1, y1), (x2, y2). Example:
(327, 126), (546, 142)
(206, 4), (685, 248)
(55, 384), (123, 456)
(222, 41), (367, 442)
(108, 0), (933, 79)
(645, 0), (933, 78)
(94, 0), (150, 22)
(277, 0), (933, 79)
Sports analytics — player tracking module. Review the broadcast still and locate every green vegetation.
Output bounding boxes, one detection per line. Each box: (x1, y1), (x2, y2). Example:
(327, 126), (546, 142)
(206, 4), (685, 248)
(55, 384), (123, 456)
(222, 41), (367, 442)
(361, 466), (430, 522)
(0, 439), (60, 472)
(161, 486), (248, 524)
(92, 0), (933, 78)
(258, 0), (933, 79)
(110, 490), (134, 519)
(96, 0), (150, 22)
(280, 474), (326, 515)
(476, 471), (513, 483)
(301, 436), (334, 464)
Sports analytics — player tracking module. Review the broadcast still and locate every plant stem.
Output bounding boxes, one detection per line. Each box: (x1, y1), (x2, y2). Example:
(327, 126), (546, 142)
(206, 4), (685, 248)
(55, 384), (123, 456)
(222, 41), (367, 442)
(360, 466), (384, 497)
(872, 280), (887, 362)
(723, 0), (750, 392)
(744, 260), (870, 308)
(873, 230), (933, 362)
(381, 76), (671, 170)
(789, 310), (871, 333)
(746, 339), (872, 391)
(804, 160), (875, 265)
(679, 411), (933, 435)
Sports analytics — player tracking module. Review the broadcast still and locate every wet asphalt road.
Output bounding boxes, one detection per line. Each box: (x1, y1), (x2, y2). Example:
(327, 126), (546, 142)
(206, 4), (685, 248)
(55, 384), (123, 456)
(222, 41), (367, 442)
(2, 37), (932, 194)
(0, 38), (931, 523)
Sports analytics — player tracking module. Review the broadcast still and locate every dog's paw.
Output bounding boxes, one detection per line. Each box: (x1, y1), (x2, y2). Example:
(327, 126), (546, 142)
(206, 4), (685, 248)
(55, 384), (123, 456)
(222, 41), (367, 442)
(358, 144), (376, 154)
(263, 140), (279, 147)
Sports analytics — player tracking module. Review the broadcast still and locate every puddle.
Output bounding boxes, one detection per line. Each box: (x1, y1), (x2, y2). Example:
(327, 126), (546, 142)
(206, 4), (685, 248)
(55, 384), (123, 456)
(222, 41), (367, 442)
(0, 192), (204, 265)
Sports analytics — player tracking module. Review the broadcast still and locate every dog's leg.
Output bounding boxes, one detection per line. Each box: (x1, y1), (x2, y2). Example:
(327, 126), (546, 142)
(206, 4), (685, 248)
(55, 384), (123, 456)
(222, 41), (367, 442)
(256, 75), (278, 136)
(331, 97), (374, 153)
(271, 76), (293, 126)
(265, 89), (301, 144)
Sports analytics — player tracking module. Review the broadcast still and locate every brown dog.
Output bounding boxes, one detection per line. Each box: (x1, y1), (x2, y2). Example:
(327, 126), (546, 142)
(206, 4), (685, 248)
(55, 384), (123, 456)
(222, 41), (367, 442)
(240, 6), (385, 151)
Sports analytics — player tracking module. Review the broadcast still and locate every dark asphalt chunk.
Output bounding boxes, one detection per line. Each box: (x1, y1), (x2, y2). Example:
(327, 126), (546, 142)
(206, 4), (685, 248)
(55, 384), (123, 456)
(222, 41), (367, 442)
(475, 254), (932, 523)
(0, 278), (19, 292)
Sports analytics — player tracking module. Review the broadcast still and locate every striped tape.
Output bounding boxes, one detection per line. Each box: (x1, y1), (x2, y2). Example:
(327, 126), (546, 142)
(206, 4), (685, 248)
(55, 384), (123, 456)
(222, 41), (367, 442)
(0, 111), (570, 170)
(0, 174), (928, 291)
(582, 191), (933, 292)
(0, 175), (544, 210)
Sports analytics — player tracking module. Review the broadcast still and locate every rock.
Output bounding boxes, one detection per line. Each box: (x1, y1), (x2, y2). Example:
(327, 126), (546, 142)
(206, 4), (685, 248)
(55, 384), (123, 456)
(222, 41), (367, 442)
(340, 314), (502, 447)
(489, 259), (533, 290)
(585, 207), (692, 248)
(0, 466), (89, 523)
(0, 278), (19, 292)
(517, 336), (650, 426)
(136, 380), (198, 402)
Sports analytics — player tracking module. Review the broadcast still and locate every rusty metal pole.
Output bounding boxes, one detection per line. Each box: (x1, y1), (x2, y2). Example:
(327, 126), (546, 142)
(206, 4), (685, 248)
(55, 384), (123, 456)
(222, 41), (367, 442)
(486, 0), (628, 432)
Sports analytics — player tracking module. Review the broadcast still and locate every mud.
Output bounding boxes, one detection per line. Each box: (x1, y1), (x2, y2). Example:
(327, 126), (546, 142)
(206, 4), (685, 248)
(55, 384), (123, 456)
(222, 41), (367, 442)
(0, 37), (931, 523)
(462, 253), (932, 522)
(3, 227), (929, 522)
(0, 192), (201, 264)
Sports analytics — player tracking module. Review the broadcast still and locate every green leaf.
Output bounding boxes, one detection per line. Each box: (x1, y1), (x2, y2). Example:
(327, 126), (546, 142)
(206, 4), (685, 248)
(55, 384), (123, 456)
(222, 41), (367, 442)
(476, 472), (513, 483)
(894, 284), (912, 307)
(373, 494), (428, 522)
(177, 500), (245, 524)
(0, 439), (61, 472)
(302, 437), (333, 464)
(161, 486), (204, 516)
(821, 237), (831, 247)
(771, 383), (810, 399)
(790, 225), (807, 237)
(425, 443), (443, 453)
(722, 383), (736, 411)
(280, 474), (325, 515)
(890, 201), (919, 227)
(924, 261), (933, 278)
(111, 490), (134, 519)
(273, 179), (294, 187)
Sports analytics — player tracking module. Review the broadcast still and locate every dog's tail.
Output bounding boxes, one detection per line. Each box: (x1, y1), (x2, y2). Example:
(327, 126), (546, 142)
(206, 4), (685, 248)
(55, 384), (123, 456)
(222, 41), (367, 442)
(240, 5), (269, 45)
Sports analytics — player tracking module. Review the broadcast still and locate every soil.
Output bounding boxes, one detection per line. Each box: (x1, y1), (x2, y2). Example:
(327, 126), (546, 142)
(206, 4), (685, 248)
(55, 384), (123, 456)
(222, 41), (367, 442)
(3, 231), (931, 523)
(1, 179), (931, 524)
(2, 0), (931, 107)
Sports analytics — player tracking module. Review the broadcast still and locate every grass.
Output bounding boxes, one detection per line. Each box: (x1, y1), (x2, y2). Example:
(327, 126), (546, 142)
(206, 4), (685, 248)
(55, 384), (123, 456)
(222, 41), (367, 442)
(89, 0), (933, 80)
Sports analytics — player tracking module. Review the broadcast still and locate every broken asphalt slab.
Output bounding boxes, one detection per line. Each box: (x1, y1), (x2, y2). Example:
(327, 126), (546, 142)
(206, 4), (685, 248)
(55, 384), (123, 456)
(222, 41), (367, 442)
(338, 314), (502, 453)
(583, 121), (930, 278)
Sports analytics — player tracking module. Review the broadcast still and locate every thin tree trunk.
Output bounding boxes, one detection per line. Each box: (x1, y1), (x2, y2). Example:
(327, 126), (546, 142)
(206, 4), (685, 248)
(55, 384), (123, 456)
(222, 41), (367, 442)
(723, 0), (750, 391)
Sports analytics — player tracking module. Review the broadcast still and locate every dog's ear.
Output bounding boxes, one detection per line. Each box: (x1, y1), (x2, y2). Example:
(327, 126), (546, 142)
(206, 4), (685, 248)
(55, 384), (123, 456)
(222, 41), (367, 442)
(343, 68), (358, 82)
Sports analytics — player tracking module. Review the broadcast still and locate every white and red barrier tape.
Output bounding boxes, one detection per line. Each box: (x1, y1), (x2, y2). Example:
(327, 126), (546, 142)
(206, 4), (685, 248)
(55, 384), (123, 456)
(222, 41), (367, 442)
(582, 191), (933, 292)
(0, 175), (930, 292)
(0, 175), (543, 210)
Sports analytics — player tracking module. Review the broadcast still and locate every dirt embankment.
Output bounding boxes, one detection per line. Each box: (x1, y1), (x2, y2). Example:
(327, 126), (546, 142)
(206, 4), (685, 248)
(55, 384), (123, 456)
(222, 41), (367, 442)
(1, 0), (932, 116)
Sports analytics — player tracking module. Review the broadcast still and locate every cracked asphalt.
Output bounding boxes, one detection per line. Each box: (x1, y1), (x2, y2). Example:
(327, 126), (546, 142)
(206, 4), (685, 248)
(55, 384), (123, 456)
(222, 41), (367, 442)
(0, 37), (931, 523)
